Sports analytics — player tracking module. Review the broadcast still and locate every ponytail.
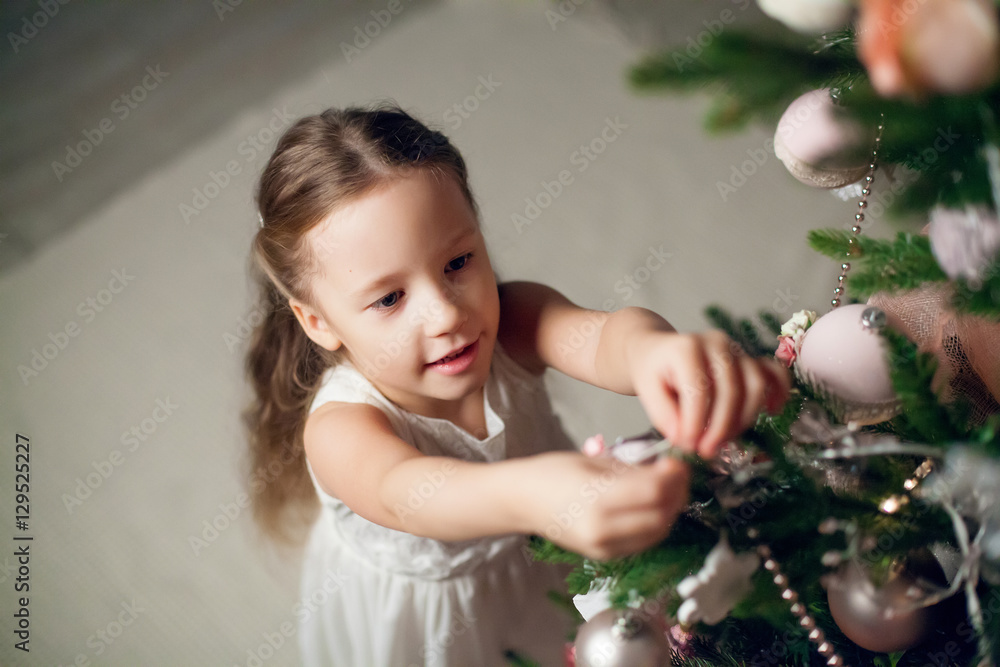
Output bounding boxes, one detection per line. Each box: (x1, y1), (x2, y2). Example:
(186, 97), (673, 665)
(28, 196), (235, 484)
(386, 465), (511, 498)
(241, 270), (329, 547)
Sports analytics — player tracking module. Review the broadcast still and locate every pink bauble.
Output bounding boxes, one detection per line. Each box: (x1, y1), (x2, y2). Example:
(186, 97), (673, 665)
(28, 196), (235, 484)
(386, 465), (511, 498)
(574, 608), (671, 667)
(903, 0), (1000, 96)
(826, 565), (929, 653)
(794, 304), (901, 425)
(774, 89), (877, 189)
(928, 204), (1000, 282)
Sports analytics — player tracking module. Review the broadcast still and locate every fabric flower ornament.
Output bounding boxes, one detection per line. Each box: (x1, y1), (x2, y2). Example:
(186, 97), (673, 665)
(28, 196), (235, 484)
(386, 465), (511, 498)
(676, 535), (760, 626)
(775, 336), (797, 367)
(775, 309), (817, 367)
(780, 309), (818, 338)
(857, 0), (1000, 98)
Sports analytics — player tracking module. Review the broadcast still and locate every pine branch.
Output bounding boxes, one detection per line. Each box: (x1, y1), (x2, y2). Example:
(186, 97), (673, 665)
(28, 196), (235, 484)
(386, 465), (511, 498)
(758, 310), (783, 337)
(628, 31), (859, 132)
(951, 255), (1000, 319)
(503, 651), (540, 667)
(628, 27), (1000, 218)
(881, 328), (965, 443)
(704, 305), (775, 357)
(809, 228), (1000, 319)
(807, 229), (949, 297)
(972, 414), (1000, 456)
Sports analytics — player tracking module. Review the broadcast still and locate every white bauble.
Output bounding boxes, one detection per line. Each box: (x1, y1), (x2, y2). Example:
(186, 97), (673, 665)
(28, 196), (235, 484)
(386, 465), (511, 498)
(757, 0), (854, 34)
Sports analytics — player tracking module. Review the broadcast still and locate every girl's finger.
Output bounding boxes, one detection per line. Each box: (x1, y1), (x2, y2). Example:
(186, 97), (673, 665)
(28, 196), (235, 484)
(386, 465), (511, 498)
(760, 356), (793, 414)
(673, 344), (712, 450)
(595, 500), (685, 554)
(597, 512), (680, 558)
(599, 455), (684, 510)
(699, 341), (744, 457)
(636, 377), (682, 448)
(607, 465), (689, 546)
(737, 356), (768, 432)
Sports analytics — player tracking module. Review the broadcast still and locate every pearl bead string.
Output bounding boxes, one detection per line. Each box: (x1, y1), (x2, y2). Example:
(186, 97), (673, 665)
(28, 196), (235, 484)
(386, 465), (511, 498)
(757, 545), (849, 667)
(832, 117), (885, 309)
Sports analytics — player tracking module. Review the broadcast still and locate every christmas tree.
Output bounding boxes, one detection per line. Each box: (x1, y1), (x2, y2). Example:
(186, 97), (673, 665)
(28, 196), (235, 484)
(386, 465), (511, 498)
(532, 1), (1000, 665)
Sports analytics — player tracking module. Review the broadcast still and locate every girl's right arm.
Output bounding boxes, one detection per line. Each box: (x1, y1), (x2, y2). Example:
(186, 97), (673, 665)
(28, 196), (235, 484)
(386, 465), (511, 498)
(305, 401), (690, 561)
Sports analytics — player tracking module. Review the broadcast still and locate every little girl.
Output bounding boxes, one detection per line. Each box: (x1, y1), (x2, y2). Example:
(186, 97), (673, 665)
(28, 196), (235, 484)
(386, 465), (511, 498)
(243, 102), (790, 666)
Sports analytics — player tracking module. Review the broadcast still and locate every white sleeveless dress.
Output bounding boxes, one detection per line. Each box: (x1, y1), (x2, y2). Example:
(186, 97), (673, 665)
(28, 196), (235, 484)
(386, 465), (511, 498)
(298, 344), (578, 667)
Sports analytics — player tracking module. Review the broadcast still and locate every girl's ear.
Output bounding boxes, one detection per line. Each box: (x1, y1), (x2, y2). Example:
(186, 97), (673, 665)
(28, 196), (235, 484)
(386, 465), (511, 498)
(288, 298), (343, 351)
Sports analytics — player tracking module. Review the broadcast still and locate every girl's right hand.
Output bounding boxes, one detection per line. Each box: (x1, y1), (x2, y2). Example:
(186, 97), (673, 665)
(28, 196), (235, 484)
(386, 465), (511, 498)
(524, 451), (690, 561)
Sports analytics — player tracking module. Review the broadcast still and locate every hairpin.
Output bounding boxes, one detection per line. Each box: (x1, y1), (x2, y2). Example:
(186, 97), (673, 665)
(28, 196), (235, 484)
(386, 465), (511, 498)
(258, 212), (264, 228)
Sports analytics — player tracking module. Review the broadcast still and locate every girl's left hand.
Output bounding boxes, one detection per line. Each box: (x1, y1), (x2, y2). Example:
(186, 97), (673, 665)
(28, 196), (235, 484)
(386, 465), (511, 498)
(625, 329), (791, 459)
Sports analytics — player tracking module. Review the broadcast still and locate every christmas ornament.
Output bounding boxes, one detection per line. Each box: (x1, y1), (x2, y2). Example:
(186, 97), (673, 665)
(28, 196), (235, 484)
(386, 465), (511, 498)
(919, 447), (998, 658)
(758, 545), (848, 666)
(775, 309), (817, 367)
(573, 581), (614, 623)
(794, 303), (902, 424)
(923, 446), (1000, 579)
(858, 0), (1000, 98)
(928, 205), (1000, 283)
(824, 563), (931, 652)
(831, 117), (883, 308)
(774, 89), (878, 189)
(787, 404), (870, 495)
(667, 625), (696, 660)
(583, 428), (672, 465)
(757, 0), (853, 34)
(676, 535), (759, 625)
(581, 434), (607, 457)
(712, 441), (773, 487)
(573, 607), (671, 667)
(867, 282), (1000, 425)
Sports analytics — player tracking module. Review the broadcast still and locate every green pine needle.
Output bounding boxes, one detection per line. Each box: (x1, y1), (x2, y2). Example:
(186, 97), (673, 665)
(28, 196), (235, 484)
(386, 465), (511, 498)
(628, 30), (859, 132)
(704, 305), (777, 357)
(758, 310), (783, 337)
(952, 255), (1000, 319)
(881, 328), (964, 443)
(807, 229), (950, 299)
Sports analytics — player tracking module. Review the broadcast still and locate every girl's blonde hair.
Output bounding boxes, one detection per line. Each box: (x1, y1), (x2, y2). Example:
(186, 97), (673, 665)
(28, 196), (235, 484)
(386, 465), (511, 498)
(242, 101), (479, 546)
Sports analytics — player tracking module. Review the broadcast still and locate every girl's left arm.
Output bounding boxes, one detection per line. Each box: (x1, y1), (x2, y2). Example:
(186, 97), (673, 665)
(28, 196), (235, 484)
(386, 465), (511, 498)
(497, 281), (791, 458)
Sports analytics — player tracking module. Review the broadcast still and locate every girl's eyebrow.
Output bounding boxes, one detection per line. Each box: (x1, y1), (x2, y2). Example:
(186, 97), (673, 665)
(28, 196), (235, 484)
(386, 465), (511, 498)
(350, 271), (405, 301)
(445, 225), (476, 245)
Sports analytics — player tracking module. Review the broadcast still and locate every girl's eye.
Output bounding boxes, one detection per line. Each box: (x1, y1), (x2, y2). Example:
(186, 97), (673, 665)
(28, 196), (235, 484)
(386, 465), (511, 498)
(371, 291), (402, 311)
(446, 253), (472, 273)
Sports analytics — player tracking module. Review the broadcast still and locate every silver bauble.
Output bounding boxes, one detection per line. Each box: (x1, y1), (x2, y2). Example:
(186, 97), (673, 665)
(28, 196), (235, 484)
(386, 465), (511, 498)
(574, 608), (671, 667)
(825, 564), (930, 652)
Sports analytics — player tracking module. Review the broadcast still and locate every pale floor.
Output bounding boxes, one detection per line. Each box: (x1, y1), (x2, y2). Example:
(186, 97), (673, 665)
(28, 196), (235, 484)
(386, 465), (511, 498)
(0, 1), (901, 664)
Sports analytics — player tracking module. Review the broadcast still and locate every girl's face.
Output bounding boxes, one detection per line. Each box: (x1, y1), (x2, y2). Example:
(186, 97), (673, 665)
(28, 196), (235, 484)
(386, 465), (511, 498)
(291, 169), (500, 421)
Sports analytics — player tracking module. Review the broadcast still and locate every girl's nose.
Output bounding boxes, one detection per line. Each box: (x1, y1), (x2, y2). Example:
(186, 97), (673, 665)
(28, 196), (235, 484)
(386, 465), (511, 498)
(422, 286), (467, 338)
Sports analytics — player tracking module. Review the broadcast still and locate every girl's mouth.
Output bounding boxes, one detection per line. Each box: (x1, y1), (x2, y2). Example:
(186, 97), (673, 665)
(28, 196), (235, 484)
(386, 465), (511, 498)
(426, 339), (479, 375)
